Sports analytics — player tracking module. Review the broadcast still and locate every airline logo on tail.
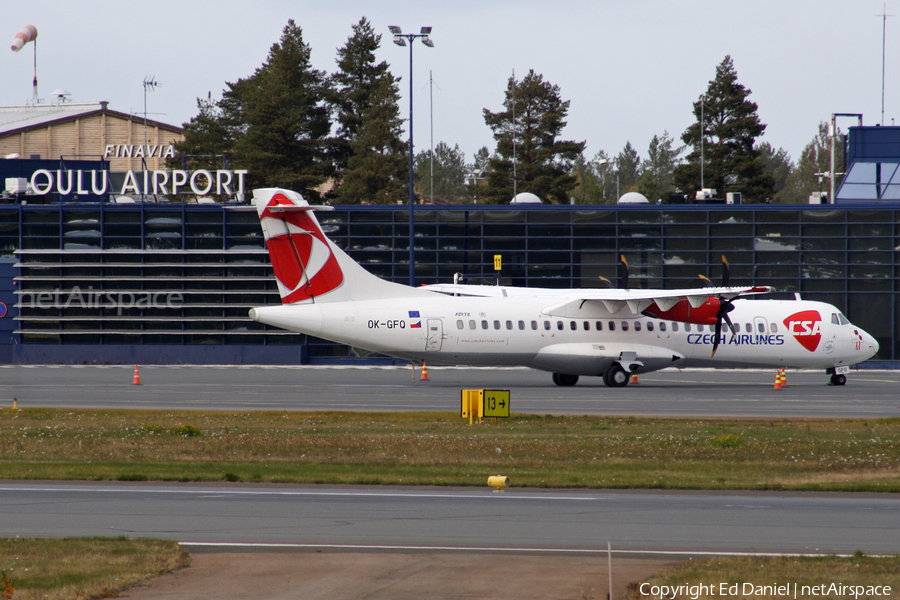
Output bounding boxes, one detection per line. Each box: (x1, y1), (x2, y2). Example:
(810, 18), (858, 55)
(784, 310), (822, 352)
(260, 192), (344, 303)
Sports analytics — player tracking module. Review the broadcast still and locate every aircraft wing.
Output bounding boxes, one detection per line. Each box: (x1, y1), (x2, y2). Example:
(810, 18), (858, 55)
(422, 283), (772, 317)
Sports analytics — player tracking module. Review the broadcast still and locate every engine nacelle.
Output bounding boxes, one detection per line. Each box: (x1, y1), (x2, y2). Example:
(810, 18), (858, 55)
(644, 297), (720, 325)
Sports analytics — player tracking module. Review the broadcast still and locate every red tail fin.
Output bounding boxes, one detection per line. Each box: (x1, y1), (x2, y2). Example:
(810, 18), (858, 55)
(255, 189), (343, 304)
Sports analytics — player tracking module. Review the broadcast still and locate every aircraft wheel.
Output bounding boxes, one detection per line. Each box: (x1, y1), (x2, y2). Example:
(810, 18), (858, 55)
(553, 373), (579, 387)
(830, 373), (846, 386)
(605, 364), (629, 388)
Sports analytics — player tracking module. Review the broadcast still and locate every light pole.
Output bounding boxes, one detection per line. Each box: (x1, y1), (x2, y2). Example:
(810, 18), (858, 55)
(596, 159), (617, 203)
(390, 25), (434, 286)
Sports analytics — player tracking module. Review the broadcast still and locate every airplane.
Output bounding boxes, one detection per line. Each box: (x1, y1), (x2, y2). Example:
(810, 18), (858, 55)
(248, 188), (879, 387)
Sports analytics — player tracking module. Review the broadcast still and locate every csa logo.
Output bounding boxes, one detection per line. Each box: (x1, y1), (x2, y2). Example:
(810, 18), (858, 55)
(784, 310), (822, 352)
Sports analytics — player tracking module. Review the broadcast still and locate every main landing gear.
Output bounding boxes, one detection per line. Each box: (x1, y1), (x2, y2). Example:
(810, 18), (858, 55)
(552, 373), (579, 387)
(551, 364), (633, 387)
(602, 364), (629, 388)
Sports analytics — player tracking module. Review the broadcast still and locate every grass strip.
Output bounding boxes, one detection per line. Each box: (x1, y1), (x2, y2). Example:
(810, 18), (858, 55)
(2, 408), (899, 491)
(622, 554), (900, 600)
(0, 537), (189, 600)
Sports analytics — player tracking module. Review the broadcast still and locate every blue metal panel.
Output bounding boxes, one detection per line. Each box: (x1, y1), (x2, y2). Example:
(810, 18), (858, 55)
(847, 126), (900, 161)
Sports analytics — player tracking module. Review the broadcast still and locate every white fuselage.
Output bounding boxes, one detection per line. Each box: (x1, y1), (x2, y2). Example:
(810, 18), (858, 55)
(250, 293), (878, 376)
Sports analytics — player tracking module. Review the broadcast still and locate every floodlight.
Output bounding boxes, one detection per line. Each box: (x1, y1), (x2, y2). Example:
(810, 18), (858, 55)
(420, 26), (432, 34)
(393, 36), (407, 47)
(389, 25), (402, 34)
(422, 37), (434, 47)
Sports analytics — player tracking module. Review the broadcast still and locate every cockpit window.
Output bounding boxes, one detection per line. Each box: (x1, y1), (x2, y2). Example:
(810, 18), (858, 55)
(839, 312), (849, 325)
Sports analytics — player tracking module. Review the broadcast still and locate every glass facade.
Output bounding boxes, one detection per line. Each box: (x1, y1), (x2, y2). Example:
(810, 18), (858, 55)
(0, 203), (897, 364)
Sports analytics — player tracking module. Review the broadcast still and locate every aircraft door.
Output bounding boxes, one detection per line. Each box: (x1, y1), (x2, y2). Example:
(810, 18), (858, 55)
(426, 319), (443, 352)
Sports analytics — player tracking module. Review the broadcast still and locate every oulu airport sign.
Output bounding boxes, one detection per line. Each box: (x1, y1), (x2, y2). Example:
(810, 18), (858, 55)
(24, 145), (249, 198)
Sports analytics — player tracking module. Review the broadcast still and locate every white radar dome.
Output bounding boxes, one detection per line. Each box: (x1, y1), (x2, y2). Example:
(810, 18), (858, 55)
(617, 192), (650, 204)
(510, 192), (542, 204)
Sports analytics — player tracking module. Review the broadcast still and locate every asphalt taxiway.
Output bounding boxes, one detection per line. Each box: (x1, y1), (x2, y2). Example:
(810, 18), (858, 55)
(2, 364), (899, 417)
(1, 482), (898, 556)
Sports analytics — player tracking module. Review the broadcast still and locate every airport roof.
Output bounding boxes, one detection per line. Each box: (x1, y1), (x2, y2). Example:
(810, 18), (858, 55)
(0, 101), (182, 136)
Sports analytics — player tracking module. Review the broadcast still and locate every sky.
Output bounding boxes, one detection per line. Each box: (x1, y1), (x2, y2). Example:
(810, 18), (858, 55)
(2, 0), (897, 166)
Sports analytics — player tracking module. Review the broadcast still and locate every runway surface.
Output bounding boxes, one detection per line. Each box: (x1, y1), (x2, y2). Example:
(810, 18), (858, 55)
(2, 482), (899, 556)
(2, 364), (899, 417)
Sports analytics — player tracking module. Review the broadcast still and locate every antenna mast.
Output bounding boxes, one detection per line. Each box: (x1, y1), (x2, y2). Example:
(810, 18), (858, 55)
(877, 4), (894, 125)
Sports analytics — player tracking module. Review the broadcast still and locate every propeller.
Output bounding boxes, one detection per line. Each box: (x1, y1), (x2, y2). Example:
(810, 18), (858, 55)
(618, 255), (629, 290)
(710, 256), (737, 358)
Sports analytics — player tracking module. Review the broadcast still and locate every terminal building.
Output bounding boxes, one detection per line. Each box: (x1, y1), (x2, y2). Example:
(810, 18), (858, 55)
(0, 113), (898, 367)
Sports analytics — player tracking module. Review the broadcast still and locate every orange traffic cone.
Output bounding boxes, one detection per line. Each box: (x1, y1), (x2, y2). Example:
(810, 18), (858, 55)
(780, 368), (787, 388)
(420, 362), (429, 381)
(631, 374), (639, 384)
(132, 365), (141, 385)
(773, 370), (781, 390)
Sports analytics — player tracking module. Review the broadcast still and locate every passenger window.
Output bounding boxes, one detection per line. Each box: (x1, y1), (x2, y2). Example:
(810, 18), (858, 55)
(685, 323), (691, 332)
(770, 323), (777, 333)
(609, 321), (616, 331)
(469, 320), (476, 330)
(518, 320), (525, 330)
(557, 321), (564, 331)
(758, 322), (765, 333)
(672, 322), (679, 332)
(457, 320), (464, 330)
(621, 321), (629, 332)
(745, 323), (752, 333)
(634, 322), (641, 332)
(697, 324), (703, 332)
(506, 320), (513, 330)
(659, 322), (666, 332)
(543, 321), (550, 330)
(532, 321), (538, 330)
(482, 320), (489, 330)
(596, 321), (603, 331)
(583, 321), (590, 331)
(733, 323), (740, 332)
(647, 322), (654, 332)
(570, 321), (577, 331)
(493, 320), (501, 330)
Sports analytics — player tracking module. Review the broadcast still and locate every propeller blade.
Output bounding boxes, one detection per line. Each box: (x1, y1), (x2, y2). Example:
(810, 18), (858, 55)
(618, 255), (629, 290)
(711, 318), (722, 357)
(723, 311), (737, 335)
(598, 276), (614, 289)
(698, 274), (713, 287)
(721, 255), (730, 287)
(711, 298), (737, 358)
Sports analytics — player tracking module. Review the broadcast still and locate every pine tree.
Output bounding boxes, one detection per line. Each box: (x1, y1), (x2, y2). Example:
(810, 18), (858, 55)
(330, 17), (408, 204)
(615, 141), (642, 195)
(481, 70), (585, 204)
(414, 142), (470, 203)
(178, 20), (333, 201)
(229, 20), (332, 198)
(757, 142), (796, 203)
(637, 131), (682, 203)
(173, 93), (233, 172)
(337, 75), (408, 204)
(674, 56), (774, 202)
